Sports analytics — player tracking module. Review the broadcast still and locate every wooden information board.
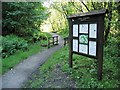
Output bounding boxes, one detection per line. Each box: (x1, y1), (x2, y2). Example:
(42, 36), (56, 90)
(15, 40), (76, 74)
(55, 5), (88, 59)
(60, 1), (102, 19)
(67, 9), (106, 80)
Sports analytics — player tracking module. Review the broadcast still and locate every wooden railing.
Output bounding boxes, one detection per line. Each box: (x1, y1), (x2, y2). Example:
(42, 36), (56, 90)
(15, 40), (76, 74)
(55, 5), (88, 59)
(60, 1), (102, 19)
(48, 36), (58, 48)
(64, 36), (69, 46)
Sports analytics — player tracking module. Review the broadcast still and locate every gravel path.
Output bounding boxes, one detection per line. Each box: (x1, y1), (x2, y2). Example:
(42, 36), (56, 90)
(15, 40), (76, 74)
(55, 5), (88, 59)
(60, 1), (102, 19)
(1, 33), (63, 89)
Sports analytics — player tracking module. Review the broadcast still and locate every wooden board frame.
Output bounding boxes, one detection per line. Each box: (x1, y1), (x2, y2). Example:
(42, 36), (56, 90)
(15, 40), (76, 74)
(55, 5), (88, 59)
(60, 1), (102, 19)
(68, 9), (106, 80)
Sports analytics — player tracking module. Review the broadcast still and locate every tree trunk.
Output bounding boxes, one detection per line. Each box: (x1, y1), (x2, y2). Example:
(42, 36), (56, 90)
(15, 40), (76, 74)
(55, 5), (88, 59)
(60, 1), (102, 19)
(49, 18), (55, 32)
(91, 1), (96, 10)
(105, 2), (112, 43)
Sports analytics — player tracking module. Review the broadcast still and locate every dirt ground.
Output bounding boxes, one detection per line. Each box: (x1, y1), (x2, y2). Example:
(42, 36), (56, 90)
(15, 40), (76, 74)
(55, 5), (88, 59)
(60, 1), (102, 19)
(23, 63), (77, 88)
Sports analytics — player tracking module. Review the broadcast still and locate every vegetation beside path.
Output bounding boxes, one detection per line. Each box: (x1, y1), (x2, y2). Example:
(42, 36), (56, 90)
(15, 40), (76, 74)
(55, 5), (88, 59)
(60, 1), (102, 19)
(1, 2), (50, 75)
(1, 32), (52, 75)
(1, 2), (120, 88)
(23, 37), (120, 88)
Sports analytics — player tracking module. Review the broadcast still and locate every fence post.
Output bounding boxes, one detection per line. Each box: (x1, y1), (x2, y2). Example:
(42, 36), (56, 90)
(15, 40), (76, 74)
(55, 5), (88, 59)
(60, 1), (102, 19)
(57, 36), (58, 45)
(47, 36), (59, 48)
(64, 37), (68, 46)
(48, 38), (50, 48)
(64, 38), (65, 46)
(53, 37), (54, 45)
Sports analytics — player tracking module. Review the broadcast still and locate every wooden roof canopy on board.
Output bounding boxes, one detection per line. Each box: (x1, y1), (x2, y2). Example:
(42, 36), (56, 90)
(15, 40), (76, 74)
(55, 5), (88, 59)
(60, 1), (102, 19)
(67, 9), (107, 19)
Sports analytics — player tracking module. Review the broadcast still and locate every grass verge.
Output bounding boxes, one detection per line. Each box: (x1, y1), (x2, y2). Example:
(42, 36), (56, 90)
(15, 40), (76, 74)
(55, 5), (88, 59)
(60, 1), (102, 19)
(24, 45), (120, 88)
(23, 46), (68, 88)
(1, 41), (43, 75)
(1, 32), (52, 75)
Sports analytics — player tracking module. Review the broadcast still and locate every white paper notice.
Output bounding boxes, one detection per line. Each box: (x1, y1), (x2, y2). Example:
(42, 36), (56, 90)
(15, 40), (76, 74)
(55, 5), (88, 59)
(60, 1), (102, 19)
(89, 24), (97, 38)
(79, 24), (88, 33)
(89, 41), (96, 56)
(79, 44), (88, 54)
(73, 24), (78, 37)
(73, 39), (78, 52)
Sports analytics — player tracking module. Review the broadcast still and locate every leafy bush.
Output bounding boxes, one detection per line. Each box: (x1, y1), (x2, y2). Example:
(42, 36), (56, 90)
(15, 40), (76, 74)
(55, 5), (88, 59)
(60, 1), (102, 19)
(39, 32), (52, 40)
(23, 28), (52, 43)
(1, 35), (28, 58)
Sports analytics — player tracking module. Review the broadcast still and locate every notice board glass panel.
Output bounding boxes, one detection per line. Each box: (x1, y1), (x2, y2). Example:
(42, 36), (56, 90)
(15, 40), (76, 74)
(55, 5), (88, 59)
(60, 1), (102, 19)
(73, 24), (78, 37)
(89, 24), (97, 38)
(89, 41), (96, 56)
(79, 44), (88, 54)
(73, 39), (78, 52)
(79, 24), (88, 33)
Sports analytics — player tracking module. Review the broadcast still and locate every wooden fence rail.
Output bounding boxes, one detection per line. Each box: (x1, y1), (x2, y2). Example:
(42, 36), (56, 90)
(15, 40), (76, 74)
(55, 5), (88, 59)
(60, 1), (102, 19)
(48, 36), (58, 48)
(64, 36), (69, 46)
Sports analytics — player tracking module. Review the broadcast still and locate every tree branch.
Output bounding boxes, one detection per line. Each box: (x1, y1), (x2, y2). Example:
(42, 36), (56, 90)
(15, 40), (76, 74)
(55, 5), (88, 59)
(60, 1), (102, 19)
(70, 2), (83, 12)
(91, 0), (96, 10)
(105, 2), (112, 43)
(81, 1), (90, 11)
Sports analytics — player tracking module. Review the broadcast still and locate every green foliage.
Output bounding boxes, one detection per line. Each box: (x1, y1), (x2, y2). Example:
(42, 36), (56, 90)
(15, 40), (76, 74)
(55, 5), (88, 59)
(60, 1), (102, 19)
(24, 36), (120, 88)
(105, 36), (119, 56)
(1, 35), (28, 58)
(58, 26), (69, 38)
(32, 31), (52, 44)
(1, 32), (52, 75)
(49, 2), (119, 43)
(2, 2), (48, 38)
(2, 41), (43, 75)
(39, 32), (52, 40)
(23, 46), (69, 88)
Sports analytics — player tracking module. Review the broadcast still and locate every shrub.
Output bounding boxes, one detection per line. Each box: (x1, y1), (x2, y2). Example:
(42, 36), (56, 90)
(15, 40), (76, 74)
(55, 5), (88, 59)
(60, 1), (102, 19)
(23, 28), (52, 43)
(1, 35), (28, 58)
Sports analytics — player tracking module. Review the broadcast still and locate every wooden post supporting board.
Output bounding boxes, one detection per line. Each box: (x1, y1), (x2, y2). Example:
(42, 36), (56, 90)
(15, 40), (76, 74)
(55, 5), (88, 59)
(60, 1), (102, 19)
(97, 15), (105, 80)
(68, 18), (73, 68)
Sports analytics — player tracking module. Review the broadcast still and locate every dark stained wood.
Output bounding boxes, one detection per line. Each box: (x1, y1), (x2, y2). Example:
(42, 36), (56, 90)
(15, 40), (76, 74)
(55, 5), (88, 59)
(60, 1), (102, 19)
(88, 23), (90, 55)
(67, 9), (107, 19)
(48, 36), (58, 48)
(97, 15), (105, 80)
(68, 19), (73, 68)
(64, 37), (68, 46)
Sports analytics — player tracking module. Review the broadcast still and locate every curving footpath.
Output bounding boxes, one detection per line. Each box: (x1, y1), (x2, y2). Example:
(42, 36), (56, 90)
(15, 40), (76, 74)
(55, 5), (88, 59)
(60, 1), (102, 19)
(0, 33), (63, 89)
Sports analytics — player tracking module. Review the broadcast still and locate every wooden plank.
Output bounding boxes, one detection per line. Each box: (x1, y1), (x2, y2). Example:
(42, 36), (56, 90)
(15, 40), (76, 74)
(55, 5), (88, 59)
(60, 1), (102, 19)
(97, 15), (105, 80)
(67, 9), (107, 19)
(69, 19), (73, 68)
